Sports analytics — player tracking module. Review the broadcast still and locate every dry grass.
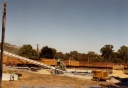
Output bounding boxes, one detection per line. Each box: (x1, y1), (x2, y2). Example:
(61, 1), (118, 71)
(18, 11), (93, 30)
(1, 68), (110, 88)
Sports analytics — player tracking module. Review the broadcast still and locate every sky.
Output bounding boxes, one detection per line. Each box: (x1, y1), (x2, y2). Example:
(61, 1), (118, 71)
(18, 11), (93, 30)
(0, 0), (128, 54)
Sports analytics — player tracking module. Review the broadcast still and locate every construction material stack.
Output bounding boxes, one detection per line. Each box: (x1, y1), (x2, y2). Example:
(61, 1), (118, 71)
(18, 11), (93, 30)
(92, 70), (108, 81)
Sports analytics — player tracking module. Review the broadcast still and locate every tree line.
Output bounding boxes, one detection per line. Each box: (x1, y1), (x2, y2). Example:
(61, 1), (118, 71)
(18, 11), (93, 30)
(18, 44), (128, 63)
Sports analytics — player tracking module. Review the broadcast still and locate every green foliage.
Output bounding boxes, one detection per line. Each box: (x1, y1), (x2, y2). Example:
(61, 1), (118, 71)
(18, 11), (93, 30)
(55, 52), (66, 60)
(94, 55), (104, 62)
(64, 51), (88, 61)
(69, 51), (79, 60)
(77, 53), (87, 61)
(111, 58), (123, 63)
(100, 45), (128, 63)
(18, 44), (37, 58)
(40, 46), (56, 58)
(5, 42), (128, 63)
(100, 44), (114, 62)
(86, 51), (103, 62)
(65, 53), (71, 60)
(117, 45), (128, 63)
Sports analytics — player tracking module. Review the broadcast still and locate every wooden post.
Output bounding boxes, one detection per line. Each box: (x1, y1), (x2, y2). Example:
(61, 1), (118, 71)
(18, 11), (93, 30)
(0, 2), (6, 88)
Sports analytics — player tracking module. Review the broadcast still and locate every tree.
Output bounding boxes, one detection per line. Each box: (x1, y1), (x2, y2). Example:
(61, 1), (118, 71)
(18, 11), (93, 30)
(69, 51), (79, 60)
(77, 53), (88, 61)
(94, 55), (104, 62)
(117, 45), (128, 63)
(100, 44), (114, 62)
(40, 46), (56, 59)
(87, 51), (98, 62)
(55, 52), (66, 60)
(18, 44), (37, 58)
(65, 53), (71, 60)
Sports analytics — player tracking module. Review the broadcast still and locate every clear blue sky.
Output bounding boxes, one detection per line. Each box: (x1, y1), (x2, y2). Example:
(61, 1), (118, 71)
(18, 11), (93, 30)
(0, 0), (128, 54)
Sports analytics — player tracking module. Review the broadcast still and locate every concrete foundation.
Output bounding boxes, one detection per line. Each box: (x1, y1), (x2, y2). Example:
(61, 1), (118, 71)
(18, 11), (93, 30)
(2, 73), (19, 81)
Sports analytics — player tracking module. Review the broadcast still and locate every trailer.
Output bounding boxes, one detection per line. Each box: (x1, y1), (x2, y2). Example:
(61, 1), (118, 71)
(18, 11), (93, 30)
(92, 70), (108, 81)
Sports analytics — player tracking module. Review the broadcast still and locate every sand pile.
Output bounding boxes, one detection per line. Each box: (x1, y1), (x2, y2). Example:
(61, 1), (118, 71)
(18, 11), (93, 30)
(33, 69), (51, 75)
(108, 77), (120, 83)
(109, 66), (128, 78)
(109, 70), (128, 78)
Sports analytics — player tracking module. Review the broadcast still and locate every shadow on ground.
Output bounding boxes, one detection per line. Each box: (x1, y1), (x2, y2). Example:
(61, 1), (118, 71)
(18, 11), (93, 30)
(116, 78), (128, 88)
(100, 77), (128, 88)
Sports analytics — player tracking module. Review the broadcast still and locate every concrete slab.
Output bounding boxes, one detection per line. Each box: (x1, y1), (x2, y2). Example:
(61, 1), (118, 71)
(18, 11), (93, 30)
(60, 73), (93, 80)
(66, 69), (92, 73)
(2, 73), (19, 81)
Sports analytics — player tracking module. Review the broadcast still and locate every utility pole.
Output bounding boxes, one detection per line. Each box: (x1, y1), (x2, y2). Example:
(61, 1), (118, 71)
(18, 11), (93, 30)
(0, 2), (6, 88)
(36, 44), (39, 58)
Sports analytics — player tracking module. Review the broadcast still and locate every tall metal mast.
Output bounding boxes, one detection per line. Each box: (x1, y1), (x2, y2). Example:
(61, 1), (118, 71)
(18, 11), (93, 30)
(36, 44), (40, 58)
(0, 2), (7, 87)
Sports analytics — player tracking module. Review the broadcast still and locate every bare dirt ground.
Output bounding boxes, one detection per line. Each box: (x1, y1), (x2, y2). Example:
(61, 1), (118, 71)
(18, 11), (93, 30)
(1, 67), (125, 88)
